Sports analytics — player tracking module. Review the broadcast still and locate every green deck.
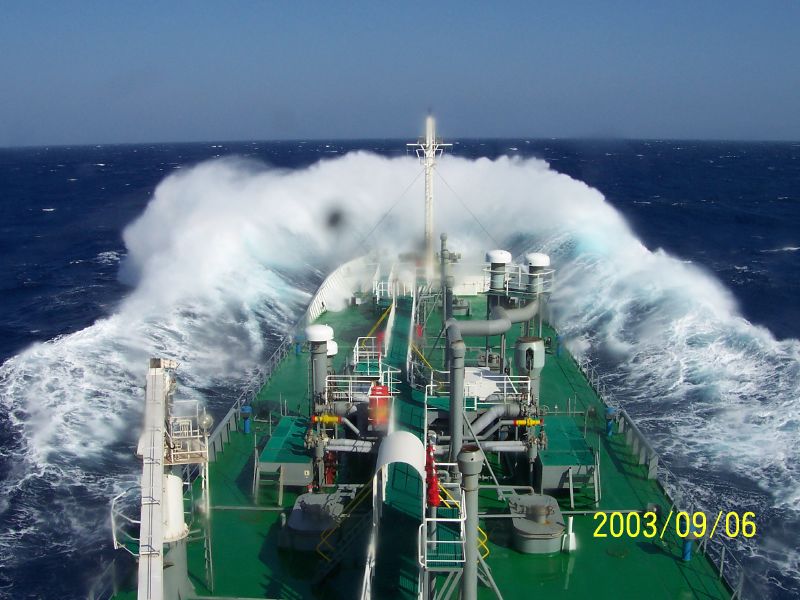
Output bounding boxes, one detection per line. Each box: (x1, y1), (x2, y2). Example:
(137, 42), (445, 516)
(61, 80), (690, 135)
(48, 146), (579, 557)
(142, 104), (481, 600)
(111, 288), (734, 600)
(417, 295), (732, 599)
(536, 415), (595, 466)
(259, 416), (310, 464)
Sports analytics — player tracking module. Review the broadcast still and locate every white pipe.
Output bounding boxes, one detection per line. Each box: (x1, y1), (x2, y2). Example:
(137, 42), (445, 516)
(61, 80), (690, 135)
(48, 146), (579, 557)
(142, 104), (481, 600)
(479, 440), (527, 453)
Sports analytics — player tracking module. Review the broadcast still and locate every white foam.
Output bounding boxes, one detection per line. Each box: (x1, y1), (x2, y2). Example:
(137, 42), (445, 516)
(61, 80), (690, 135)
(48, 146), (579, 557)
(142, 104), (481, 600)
(762, 246), (800, 253)
(95, 250), (121, 265)
(0, 152), (797, 591)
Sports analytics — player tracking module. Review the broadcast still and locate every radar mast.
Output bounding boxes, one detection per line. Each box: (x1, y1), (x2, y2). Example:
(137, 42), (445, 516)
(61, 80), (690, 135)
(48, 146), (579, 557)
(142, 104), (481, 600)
(408, 115), (451, 280)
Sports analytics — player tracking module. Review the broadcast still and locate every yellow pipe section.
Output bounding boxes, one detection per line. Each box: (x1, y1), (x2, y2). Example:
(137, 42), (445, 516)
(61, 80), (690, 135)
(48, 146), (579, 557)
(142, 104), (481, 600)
(360, 302), (394, 346)
(411, 344), (434, 371)
(313, 414), (341, 425)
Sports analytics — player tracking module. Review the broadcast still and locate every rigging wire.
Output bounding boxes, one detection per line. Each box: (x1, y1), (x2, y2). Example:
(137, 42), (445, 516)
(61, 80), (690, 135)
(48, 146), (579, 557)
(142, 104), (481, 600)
(435, 169), (500, 247)
(354, 166), (425, 249)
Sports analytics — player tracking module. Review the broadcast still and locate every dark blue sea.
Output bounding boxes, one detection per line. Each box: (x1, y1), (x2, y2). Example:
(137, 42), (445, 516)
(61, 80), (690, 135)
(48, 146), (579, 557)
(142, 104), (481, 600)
(0, 139), (798, 599)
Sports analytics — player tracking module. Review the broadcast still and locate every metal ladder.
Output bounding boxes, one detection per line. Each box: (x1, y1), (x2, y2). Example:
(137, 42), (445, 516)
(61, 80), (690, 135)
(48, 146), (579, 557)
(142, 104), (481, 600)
(438, 482), (490, 559)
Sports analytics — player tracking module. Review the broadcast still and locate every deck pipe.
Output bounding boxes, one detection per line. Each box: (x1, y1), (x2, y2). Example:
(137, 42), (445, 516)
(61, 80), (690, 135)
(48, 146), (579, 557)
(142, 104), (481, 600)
(484, 250), (510, 366)
(340, 417), (361, 437)
(325, 439), (374, 453)
(525, 253), (550, 337)
(311, 402), (362, 438)
(445, 300), (540, 345)
(444, 300), (540, 463)
(468, 404), (522, 437)
(440, 234), (456, 365)
(311, 344), (328, 399)
(478, 440), (527, 453)
(445, 276), (454, 323)
(448, 340), (467, 465)
(440, 234), (454, 323)
(458, 444), (484, 600)
(314, 440), (325, 486)
(314, 401), (357, 416)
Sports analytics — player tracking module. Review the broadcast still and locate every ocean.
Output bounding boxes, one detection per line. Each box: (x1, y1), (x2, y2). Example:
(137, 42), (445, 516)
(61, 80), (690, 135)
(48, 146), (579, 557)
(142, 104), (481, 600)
(0, 139), (798, 599)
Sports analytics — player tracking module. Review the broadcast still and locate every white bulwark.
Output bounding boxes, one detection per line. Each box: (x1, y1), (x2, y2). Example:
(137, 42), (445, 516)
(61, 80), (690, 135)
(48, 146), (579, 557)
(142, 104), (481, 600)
(136, 361), (171, 600)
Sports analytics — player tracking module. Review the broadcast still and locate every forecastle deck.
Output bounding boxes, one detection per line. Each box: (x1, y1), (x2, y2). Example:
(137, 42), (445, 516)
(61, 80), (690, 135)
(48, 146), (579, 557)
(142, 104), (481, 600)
(107, 276), (740, 600)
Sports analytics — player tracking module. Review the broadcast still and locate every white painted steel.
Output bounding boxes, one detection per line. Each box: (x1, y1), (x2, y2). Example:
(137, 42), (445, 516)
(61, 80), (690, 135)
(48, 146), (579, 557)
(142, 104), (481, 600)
(137, 366), (167, 600)
(525, 252), (551, 267)
(326, 340), (339, 357)
(162, 474), (188, 543)
(407, 117), (451, 280)
(375, 430), (426, 480)
(306, 324), (334, 342)
(485, 249), (512, 264)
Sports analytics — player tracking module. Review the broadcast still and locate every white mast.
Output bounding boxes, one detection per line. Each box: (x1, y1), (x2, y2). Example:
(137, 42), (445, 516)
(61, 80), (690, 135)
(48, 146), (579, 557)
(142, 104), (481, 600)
(409, 115), (451, 280)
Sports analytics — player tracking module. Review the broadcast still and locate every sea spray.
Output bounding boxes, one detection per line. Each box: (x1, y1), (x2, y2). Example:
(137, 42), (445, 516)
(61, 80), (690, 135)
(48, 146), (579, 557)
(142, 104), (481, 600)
(0, 151), (797, 597)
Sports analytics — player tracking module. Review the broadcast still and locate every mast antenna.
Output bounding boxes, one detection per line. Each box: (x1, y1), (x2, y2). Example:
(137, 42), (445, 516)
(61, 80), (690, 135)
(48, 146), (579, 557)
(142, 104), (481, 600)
(408, 115), (451, 281)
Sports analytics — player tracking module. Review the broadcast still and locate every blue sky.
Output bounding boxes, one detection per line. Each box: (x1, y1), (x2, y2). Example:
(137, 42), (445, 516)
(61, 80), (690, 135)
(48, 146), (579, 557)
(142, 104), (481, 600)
(1, 1), (799, 145)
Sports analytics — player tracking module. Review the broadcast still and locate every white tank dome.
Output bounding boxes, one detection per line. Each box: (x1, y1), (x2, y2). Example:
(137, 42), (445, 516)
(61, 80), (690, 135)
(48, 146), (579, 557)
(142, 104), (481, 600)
(306, 324), (334, 343)
(525, 252), (551, 267)
(485, 249), (512, 264)
(326, 340), (339, 357)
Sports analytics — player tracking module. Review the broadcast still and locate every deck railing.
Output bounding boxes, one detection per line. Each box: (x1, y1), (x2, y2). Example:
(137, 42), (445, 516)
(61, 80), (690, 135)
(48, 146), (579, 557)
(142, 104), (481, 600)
(482, 263), (556, 297)
(576, 356), (746, 598)
(422, 371), (531, 412)
(207, 256), (377, 454)
(110, 487), (142, 557)
(417, 483), (467, 569)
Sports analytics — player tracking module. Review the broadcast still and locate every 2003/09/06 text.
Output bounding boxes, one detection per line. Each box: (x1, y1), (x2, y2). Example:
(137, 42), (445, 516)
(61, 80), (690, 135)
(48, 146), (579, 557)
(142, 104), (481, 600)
(593, 511), (756, 539)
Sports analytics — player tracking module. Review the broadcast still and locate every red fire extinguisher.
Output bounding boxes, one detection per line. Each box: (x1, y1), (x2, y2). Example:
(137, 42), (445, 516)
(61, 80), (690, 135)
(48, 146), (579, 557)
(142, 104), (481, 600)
(425, 443), (441, 507)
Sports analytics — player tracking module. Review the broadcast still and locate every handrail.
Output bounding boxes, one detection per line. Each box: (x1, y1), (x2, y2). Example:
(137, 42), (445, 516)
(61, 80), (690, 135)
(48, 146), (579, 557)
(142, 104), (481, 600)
(482, 263), (555, 297)
(209, 256), (375, 448)
(438, 482), (490, 559)
(575, 354), (746, 598)
(110, 487), (142, 557)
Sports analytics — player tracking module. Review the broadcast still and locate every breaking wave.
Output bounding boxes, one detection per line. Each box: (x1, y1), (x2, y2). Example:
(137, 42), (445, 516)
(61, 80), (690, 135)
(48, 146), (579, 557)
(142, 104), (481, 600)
(0, 152), (797, 597)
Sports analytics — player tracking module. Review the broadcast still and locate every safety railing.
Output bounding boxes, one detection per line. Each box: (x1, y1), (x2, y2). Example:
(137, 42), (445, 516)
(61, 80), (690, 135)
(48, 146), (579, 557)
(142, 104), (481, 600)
(482, 263), (555, 297)
(110, 487), (142, 557)
(353, 336), (383, 375)
(324, 363), (401, 403)
(381, 364), (402, 390)
(418, 484), (467, 568)
(209, 256), (379, 448)
(165, 399), (209, 465)
(422, 373), (531, 414)
(467, 373), (531, 408)
(325, 374), (378, 403)
(450, 276), (485, 297)
(438, 480), (490, 560)
(575, 355), (746, 598)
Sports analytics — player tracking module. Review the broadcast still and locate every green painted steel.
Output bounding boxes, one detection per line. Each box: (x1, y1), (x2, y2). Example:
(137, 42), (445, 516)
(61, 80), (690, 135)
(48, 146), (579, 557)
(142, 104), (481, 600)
(258, 416), (309, 464)
(110, 291), (734, 600)
(537, 416), (595, 466)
